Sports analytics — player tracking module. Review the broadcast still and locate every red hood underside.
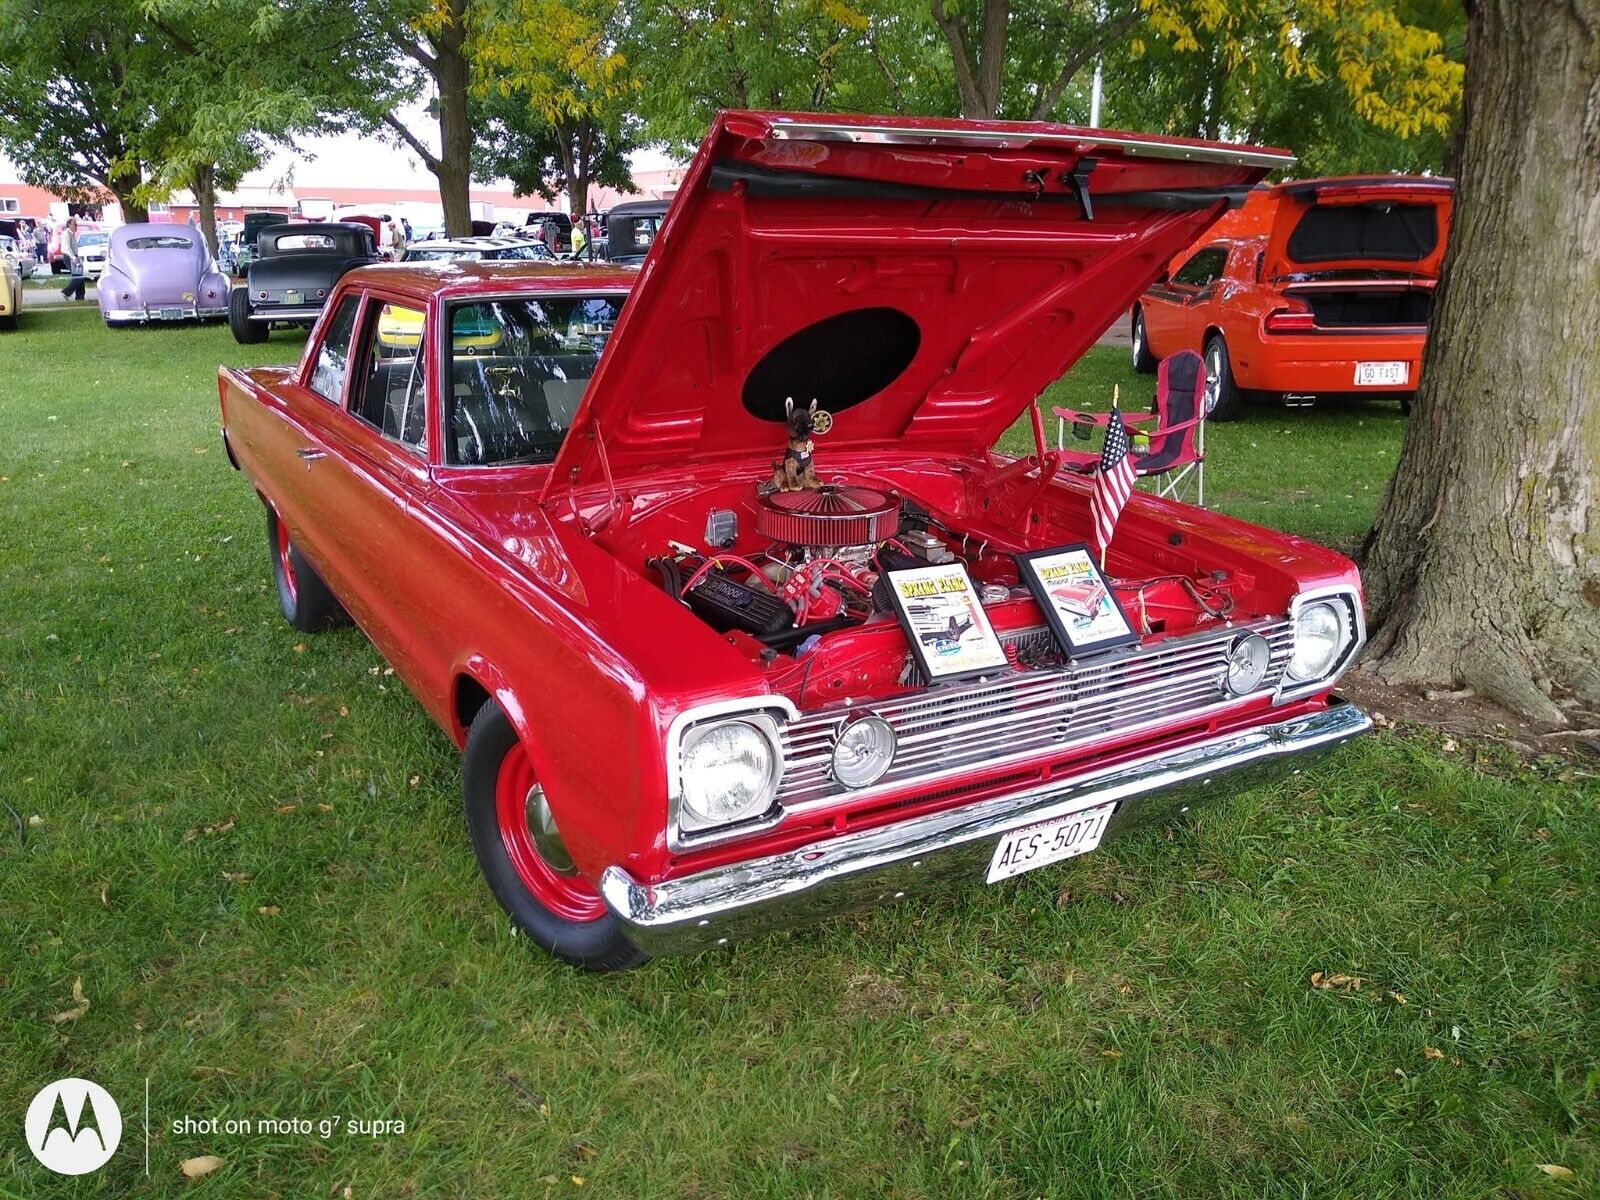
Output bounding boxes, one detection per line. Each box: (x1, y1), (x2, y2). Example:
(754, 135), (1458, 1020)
(549, 110), (1289, 493)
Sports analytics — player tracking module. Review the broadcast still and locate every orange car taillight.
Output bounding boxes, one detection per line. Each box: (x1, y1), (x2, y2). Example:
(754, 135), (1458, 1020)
(1264, 308), (1316, 333)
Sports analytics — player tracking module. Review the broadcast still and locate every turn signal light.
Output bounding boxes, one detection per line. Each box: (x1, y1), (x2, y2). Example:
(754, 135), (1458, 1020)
(1264, 308), (1315, 333)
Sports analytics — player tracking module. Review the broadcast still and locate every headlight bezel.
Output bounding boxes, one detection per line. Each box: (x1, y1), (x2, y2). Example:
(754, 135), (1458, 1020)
(1276, 587), (1365, 702)
(667, 701), (791, 849)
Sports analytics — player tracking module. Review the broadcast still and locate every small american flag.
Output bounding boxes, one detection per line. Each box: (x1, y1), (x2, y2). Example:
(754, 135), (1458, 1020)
(1090, 402), (1137, 565)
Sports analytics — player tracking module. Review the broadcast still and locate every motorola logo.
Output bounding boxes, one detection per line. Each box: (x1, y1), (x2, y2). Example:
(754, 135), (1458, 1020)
(24, 1077), (122, 1175)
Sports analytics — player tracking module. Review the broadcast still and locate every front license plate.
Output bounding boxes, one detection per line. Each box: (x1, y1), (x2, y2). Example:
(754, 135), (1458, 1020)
(159, 307), (185, 321)
(985, 802), (1117, 884)
(1354, 360), (1407, 387)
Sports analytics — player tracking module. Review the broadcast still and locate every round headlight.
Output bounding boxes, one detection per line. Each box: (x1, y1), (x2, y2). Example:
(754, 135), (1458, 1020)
(831, 716), (896, 789)
(679, 720), (777, 829)
(1287, 600), (1345, 682)
(1224, 633), (1272, 695)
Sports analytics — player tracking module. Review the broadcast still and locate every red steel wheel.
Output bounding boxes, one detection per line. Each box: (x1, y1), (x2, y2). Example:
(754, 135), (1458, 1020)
(275, 515), (297, 604)
(493, 739), (607, 923)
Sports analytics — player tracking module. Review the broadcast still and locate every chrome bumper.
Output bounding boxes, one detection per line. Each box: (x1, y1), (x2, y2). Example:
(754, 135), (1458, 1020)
(601, 700), (1370, 957)
(103, 306), (227, 321)
(249, 305), (323, 321)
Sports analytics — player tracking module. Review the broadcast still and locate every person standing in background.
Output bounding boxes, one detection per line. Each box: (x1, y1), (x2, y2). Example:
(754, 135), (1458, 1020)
(33, 220), (48, 266)
(59, 217), (87, 300)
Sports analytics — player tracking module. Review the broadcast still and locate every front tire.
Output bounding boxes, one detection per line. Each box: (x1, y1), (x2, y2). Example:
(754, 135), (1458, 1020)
(462, 703), (647, 972)
(230, 286), (267, 344)
(267, 506), (345, 631)
(1202, 334), (1246, 421)
(1130, 307), (1157, 374)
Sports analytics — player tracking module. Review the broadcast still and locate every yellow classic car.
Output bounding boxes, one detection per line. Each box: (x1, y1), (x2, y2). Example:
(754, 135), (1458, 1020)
(0, 251), (21, 330)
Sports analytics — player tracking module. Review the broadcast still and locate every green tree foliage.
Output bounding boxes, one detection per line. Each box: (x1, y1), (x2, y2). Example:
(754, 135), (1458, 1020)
(626, 0), (941, 153)
(0, 0), (157, 219)
(471, 0), (638, 215)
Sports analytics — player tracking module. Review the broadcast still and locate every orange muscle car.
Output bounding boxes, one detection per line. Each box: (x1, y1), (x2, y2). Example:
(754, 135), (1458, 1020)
(1131, 175), (1454, 419)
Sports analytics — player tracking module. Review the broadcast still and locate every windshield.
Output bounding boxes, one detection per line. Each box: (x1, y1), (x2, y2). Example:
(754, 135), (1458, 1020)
(79, 232), (108, 247)
(445, 295), (625, 466)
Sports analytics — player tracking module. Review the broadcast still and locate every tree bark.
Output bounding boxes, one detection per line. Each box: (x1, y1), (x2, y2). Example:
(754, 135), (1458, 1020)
(431, 0), (474, 237)
(190, 162), (219, 260)
(107, 160), (148, 223)
(1359, 0), (1600, 724)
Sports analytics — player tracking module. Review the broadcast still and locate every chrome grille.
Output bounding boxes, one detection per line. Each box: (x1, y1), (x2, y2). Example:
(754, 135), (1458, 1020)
(778, 620), (1295, 808)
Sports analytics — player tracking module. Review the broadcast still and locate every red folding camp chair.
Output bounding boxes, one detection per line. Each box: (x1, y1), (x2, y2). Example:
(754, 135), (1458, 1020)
(1052, 349), (1208, 506)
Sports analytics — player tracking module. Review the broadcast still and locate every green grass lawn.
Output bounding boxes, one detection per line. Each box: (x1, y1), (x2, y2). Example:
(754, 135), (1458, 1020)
(2, 307), (1596, 1198)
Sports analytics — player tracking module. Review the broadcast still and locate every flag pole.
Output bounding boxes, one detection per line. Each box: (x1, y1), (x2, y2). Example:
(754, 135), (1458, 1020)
(1101, 384), (1119, 571)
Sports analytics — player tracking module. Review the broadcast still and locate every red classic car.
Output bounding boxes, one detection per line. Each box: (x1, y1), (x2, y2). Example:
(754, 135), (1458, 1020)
(1132, 175), (1454, 418)
(218, 111), (1371, 970)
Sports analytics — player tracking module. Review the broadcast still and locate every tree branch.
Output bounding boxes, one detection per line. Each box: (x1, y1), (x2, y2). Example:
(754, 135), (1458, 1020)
(386, 26), (437, 74)
(382, 111), (439, 170)
(1030, 5), (1141, 121)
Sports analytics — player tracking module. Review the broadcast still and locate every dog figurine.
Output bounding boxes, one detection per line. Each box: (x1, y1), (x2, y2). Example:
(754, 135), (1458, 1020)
(771, 398), (826, 492)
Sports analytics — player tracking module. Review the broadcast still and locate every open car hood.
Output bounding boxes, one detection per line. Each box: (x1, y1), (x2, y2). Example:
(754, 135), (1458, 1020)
(548, 111), (1291, 493)
(1263, 176), (1454, 280)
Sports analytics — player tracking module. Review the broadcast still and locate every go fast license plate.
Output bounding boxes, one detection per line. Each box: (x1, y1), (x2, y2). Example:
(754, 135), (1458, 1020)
(1354, 360), (1408, 387)
(985, 803), (1117, 884)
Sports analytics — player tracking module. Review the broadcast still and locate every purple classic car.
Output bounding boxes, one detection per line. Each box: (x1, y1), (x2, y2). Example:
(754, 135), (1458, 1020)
(98, 223), (230, 326)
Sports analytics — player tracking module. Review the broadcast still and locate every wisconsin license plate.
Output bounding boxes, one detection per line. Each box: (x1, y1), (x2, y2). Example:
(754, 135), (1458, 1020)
(1354, 360), (1407, 386)
(985, 802), (1117, 884)
(283, 290), (301, 304)
(159, 307), (184, 321)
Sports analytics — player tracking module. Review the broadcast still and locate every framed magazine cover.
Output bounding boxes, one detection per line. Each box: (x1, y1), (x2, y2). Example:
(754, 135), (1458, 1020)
(883, 564), (1011, 682)
(1016, 544), (1139, 659)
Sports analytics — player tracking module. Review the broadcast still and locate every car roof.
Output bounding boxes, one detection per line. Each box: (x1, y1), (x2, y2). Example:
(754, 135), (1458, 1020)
(340, 260), (637, 303)
(270, 222), (372, 238)
(408, 236), (546, 251)
(607, 200), (670, 217)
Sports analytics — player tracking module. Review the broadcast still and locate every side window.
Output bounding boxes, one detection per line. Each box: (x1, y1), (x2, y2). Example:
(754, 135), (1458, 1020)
(1171, 246), (1227, 288)
(309, 296), (361, 402)
(350, 301), (429, 453)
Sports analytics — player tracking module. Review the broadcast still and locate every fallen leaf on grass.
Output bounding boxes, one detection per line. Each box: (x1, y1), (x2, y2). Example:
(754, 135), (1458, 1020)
(273, 804), (298, 814)
(574, 1144), (598, 1161)
(48, 977), (90, 1023)
(257, 905), (281, 916)
(99, 881), (110, 907)
(316, 803), (333, 813)
(220, 872), (252, 883)
(571, 1177), (586, 1187)
(1310, 971), (1365, 992)
(180, 1155), (224, 1179)
(1386, 990), (1407, 1005)
(1422, 1046), (1444, 1060)
(292, 643), (307, 654)
(1537, 1165), (1574, 1180)
(1100, 1049), (1123, 1059)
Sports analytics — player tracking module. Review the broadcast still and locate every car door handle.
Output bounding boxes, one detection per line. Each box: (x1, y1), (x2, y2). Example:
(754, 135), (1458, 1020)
(296, 447), (327, 462)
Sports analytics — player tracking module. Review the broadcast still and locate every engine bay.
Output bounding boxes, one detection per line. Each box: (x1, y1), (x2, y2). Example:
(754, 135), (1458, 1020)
(580, 398), (1255, 712)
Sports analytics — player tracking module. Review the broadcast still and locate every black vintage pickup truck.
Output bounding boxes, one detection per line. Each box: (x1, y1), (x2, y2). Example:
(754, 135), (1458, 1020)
(229, 222), (380, 344)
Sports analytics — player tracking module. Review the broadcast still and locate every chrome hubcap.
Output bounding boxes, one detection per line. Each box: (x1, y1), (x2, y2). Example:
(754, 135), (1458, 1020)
(1132, 317), (1143, 360)
(1204, 348), (1223, 412)
(525, 783), (576, 875)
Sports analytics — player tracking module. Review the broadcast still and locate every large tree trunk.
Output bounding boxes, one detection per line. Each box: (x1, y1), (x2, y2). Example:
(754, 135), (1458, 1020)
(1359, 0), (1600, 724)
(190, 162), (219, 260)
(432, 6), (475, 238)
(108, 160), (147, 223)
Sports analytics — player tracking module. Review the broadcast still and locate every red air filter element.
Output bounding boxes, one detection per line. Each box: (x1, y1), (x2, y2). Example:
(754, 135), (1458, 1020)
(755, 484), (899, 548)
